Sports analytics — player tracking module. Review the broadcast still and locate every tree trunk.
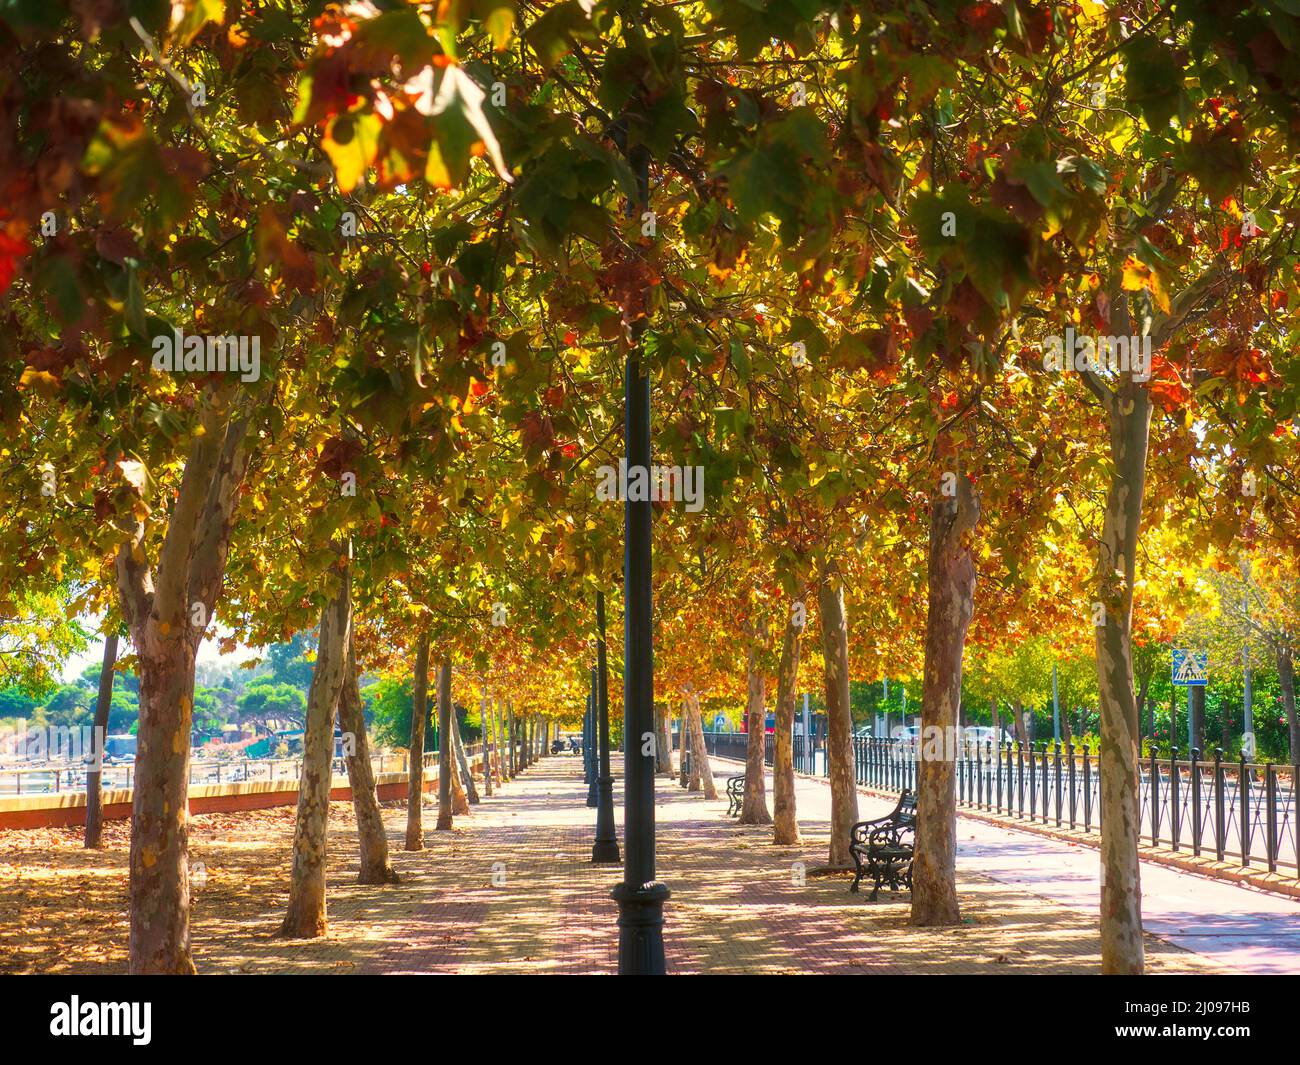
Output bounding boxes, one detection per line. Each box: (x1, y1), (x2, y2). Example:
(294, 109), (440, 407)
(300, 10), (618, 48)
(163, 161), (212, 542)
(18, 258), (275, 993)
(506, 702), (516, 777)
(818, 571), (858, 867)
(989, 696), (999, 737)
(117, 401), (253, 974)
(1094, 372), (1150, 975)
(1061, 700), (1074, 747)
(339, 634), (398, 884)
(1278, 648), (1299, 761)
(1189, 684), (1205, 753)
(125, 636), (201, 972)
(84, 632), (120, 849)
(405, 632), (431, 849)
(1013, 698), (1027, 747)
(740, 625), (772, 823)
(773, 605), (802, 845)
(452, 719), (477, 807)
(435, 656), (455, 830)
(282, 559), (353, 938)
(686, 691), (717, 798)
(493, 698), (508, 783)
(678, 708), (689, 787)
(494, 698), (506, 784)
(481, 700), (494, 797)
(654, 701), (673, 776)
(911, 475), (979, 927)
(447, 713), (470, 816)
(683, 698), (700, 790)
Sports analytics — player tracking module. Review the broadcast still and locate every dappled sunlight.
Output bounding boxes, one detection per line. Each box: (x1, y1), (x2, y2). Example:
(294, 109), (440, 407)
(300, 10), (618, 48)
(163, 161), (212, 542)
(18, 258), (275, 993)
(0, 756), (1236, 974)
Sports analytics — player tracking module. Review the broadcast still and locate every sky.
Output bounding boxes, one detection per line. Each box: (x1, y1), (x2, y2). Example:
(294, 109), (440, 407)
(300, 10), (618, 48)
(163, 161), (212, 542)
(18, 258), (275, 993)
(60, 615), (262, 683)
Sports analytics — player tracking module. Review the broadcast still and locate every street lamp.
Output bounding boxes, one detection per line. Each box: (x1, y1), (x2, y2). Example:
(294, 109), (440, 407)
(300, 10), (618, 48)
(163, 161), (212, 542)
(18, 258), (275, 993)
(592, 591), (620, 862)
(610, 123), (667, 977)
(587, 664), (599, 808)
(1240, 554), (1255, 757)
(584, 689), (593, 787)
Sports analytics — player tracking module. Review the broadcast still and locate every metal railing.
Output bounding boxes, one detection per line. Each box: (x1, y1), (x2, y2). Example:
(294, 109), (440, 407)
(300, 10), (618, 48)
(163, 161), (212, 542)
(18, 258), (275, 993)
(0, 741), (514, 798)
(702, 732), (1298, 875)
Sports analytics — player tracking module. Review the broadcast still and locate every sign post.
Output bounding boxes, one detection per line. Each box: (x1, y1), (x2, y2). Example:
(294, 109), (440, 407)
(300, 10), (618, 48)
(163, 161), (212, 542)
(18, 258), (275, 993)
(1172, 649), (1209, 751)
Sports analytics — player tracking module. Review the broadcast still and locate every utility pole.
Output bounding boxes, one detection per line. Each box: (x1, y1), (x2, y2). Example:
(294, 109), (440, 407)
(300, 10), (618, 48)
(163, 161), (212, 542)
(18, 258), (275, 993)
(1241, 555), (1255, 757)
(1052, 664), (1060, 743)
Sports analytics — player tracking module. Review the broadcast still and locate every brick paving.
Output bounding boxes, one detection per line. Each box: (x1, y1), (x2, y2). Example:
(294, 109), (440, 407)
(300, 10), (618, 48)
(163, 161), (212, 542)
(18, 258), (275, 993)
(191, 754), (1225, 974)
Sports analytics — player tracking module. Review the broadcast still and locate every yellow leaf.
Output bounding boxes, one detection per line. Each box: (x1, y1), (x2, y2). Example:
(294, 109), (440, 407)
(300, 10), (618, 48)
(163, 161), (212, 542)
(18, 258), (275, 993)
(323, 112), (382, 194)
(483, 1), (514, 50)
(170, 0), (225, 45)
(18, 368), (61, 395)
(1120, 256), (1149, 292)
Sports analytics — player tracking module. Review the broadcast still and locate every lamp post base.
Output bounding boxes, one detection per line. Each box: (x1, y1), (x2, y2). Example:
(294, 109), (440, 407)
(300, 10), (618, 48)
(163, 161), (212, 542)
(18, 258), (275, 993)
(612, 880), (669, 974)
(592, 775), (620, 863)
(591, 839), (621, 863)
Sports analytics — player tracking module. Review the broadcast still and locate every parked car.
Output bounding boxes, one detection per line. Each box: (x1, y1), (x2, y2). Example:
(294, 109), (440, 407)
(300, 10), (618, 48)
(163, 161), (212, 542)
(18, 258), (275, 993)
(961, 726), (1013, 750)
(890, 725), (922, 761)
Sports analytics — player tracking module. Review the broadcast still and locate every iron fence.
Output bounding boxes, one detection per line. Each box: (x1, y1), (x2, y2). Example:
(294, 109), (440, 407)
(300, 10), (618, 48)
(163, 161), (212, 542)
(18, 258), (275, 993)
(701, 732), (1298, 875)
(0, 740), (511, 798)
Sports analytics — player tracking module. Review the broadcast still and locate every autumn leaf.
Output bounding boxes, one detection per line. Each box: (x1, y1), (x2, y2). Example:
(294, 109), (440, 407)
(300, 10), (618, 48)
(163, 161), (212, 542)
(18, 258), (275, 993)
(169, 0), (225, 46)
(404, 64), (511, 185)
(1120, 255), (1170, 314)
(322, 112), (382, 194)
(0, 220), (29, 295)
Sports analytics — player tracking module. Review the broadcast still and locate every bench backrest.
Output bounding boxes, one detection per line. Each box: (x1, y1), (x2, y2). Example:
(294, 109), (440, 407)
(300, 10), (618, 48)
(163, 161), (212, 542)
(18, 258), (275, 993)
(896, 789), (917, 823)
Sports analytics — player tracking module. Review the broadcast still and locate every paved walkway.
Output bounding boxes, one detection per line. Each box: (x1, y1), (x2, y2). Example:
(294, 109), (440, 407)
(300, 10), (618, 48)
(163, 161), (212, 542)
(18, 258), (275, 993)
(185, 754), (1265, 974)
(717, 757), (1300, 976)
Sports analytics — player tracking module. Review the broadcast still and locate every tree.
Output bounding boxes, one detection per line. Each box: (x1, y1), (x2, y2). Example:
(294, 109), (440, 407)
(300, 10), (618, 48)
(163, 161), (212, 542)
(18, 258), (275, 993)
(738, 612), (772, 824)
(406, 632), (431, 849)
(817, 564), (857, 868)
(338, 633), (399, 885)
(282, 551), (352, 938)
(912, 466), (979, 926)
(772, 601), (804, 846)
(83, 629), (119, 849)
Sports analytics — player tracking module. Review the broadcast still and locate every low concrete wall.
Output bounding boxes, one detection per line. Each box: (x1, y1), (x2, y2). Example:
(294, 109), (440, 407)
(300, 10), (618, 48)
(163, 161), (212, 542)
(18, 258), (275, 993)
(0, 748), (507, 830)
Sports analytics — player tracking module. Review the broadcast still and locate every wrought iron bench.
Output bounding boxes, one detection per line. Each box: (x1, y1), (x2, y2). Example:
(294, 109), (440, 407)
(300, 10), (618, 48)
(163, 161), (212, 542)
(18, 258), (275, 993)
(726, 774), (745, 816)
(849, 789), (917, 900)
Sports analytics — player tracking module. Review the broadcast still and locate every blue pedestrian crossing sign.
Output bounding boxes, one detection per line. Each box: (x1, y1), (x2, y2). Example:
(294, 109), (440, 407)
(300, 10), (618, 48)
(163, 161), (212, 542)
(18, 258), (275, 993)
(1172, 649), (1208, 686)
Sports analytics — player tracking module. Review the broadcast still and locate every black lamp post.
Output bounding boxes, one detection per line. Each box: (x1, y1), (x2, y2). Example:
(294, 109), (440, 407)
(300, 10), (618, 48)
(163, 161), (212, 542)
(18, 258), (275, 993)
(592, 590), (620, 862)
(583, 692), (593, 785)
(587, 663), (599, 808)
(610, 136), (668, 975)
